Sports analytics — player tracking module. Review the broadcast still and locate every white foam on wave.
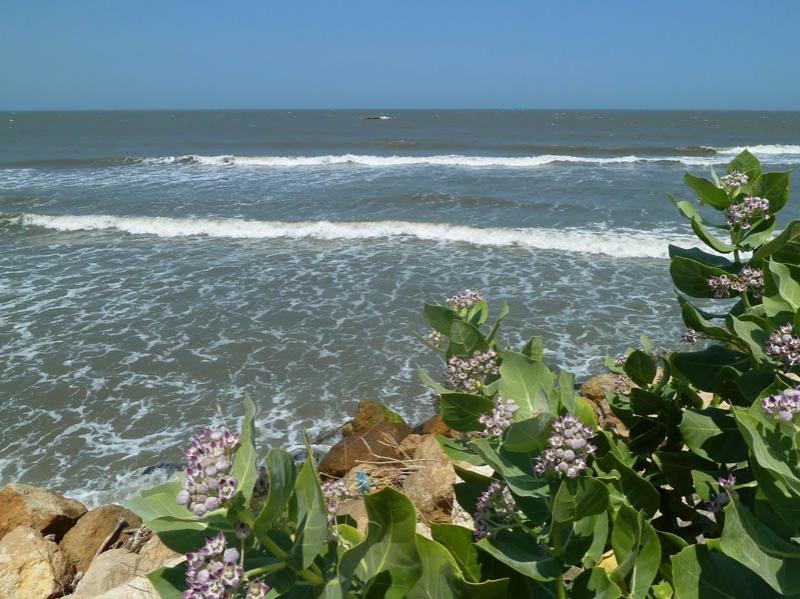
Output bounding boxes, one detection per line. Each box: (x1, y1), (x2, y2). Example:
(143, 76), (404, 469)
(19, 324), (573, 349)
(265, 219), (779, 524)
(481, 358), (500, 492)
(14, 212), (697, 259)
(714, 144), (800, 156)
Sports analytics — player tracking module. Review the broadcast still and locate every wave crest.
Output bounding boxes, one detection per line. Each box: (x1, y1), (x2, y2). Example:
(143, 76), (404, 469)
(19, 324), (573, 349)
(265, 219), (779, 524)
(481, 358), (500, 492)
(7, 212), (700, 259)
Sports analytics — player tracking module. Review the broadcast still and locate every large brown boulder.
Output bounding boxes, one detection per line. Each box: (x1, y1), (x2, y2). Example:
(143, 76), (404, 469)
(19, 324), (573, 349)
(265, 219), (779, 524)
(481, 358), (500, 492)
(0, 526), (73, 599)
(402, 435), (456, 522)
(418, 413), (453, 437)
(319, 401), (413, 477)
(60, 504), (142, 573)
(0, 483), (86, 542)
(73, 548), (140, 597)
(579, 374), (627, 434)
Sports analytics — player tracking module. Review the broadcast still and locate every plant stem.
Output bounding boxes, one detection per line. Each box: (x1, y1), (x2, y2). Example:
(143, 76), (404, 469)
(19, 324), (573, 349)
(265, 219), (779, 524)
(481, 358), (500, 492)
(258, 533), (325, 586)
(556, 574), (567, 599)
(741, 292), (752, 309)
(244, 562), (286, 578)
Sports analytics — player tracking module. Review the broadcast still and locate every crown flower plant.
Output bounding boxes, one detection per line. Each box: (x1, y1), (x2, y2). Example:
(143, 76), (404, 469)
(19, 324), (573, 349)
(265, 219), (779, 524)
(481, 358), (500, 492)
(128, 150), (800, 597)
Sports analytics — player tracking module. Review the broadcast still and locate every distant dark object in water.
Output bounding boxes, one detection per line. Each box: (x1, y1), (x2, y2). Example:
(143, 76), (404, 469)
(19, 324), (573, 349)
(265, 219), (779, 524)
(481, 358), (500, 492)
(313, 426), (340, 445)
(362, 115), (392, 120)
(141, 461), (184, 476)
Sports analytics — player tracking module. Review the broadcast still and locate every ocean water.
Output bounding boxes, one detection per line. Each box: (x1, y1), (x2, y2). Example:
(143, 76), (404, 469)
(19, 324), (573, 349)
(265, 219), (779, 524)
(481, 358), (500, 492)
(2, 109), (800, 504)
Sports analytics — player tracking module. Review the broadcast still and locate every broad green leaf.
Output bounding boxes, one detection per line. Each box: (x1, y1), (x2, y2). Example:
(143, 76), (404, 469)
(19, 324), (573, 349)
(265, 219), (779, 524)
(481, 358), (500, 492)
(679, 408), (747, 463)
(610, 506), (661, 599)
(436, 436), (484, 465)
(439, 393), (494, 432)
(557, 511), (608, 567)
(486, 302), (509, 343)
(720, 498), (800, 595)
(727, 314), (769, 364)
(498, 351), (555, 418)
(253, 448), (297, 537)
(417, 364), (450, 394)
(424, 303), (457, 335)
(669, 197), (734, 253)
(471, 438), (550, 500)
(571, 567), (622, 599)
(502, 414), (551, 453)
(430, 523), (482, 583)
(127, 480), (196, 522)
(596, 453), (660, 516)
(552, 477), (609, 524)
(409, 534), (508, 598)
(671, 544), (777, 599)
(653, 451), (718, 496)
(754, 220), (800, 261)
(447, 320), (489, 358)
(232, 395), (258, 505)
(769, 259), (800, 311)
(684, 172), (730, 210)
(669, 245), (733, 269)
(143, 516), (213, 553)
(624, 350), (657, 387)
(289, 444), (327, 569)
(477, 529), (561, 582)
(671, 256), (736, 299)
(520, 336), (544, 360)
(727, 149), (761, 181)
(671, 346), (750, 393)
(755, 171), (791, 214)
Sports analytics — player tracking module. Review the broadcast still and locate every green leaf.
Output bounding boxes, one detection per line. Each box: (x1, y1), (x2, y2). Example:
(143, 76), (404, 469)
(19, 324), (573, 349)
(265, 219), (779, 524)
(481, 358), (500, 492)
(502, 414), (552, 453)
(624, 350), (657, 387)
(471, 438), (550, 500)
(127, 480), (197, 522)
(610, 506), (661, 599)
(447, 320), (489, 358)
(679, 408), (747, 463)
(520, 336), (544, 360)
(727, 314), (769, 364)
(477, 529), (561, 582)
(557, 511), (609, 567)
(487, 302), (509, 343)
(670, 197), (734, 253)
(498, 351), (555, 418)
(669, 245), (733, 269)
(653, 451), (719, 496)
(253, 448), (297, 537)
(720, 498), (800, 595)
(671, 346), (750, 393)
(571, 567), (622, 599)
(289, 442), (327, 569)
(146, 563), (188, 599)
(409, 534), (508, 598)
(232, 394), (258, 506)
(671, 544), (777, 599)
(727, 149), (761, 181)
(670, 256), (734, 298)
(436, 436), (484, 466)
(684, 172), (730, 210)
(424, 303), (457, 335)
(754, 171), (791, 214)
(551, 477), (609, 524)
(439, 393), (494, 432)
(417, 364), (450, 394)
(596, 453), (660, 516)
(769, 259), (800, 311)
(430, 523), (482, 583)
(754, 220), (800, 261)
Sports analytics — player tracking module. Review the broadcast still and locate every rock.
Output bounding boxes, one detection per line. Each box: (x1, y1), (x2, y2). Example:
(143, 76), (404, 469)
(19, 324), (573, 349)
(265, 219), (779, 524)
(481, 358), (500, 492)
(398, 433), (424, 456)
(402, 435), (456, 522)
(337, 498), (369, 533)
(73, 548), (140, 597)
(91, 574), (160, 598)
(135, 534), (182, 573)
(578, 374), (627, 434)
(418, 413), (453, 437)
(0, 483), (87, 542)
(0, 526), (73, 599)
(319, 403), (413, 477)
(60, 504), (142, 573)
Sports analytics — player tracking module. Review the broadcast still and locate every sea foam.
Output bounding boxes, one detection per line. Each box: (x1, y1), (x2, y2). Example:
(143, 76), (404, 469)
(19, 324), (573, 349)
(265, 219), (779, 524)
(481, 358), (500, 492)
(13, 212), (700, 259)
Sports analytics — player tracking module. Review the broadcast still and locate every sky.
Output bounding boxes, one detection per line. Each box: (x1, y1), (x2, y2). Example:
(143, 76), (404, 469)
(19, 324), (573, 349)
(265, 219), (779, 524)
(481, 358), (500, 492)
(2, 0), (800, 111)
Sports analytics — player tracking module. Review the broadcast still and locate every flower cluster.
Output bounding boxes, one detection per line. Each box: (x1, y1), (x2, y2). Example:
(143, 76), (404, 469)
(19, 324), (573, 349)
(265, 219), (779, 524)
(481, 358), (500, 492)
(613, 374), (630, 393)
(426, 329), (444, 348)
(478, 397), (519, 437)
(533, 415), (597, 479)
(707, 266), (764, 298)
(614, 354), (627, 367)
(177, 429), (239, 516)
(761, 388), (800, 421)
(445, 350), (499, 392)
(682, 328), (698, 345)
(765, 324), (800, 370)
(184, 532), (243, 598)
(720, 170), (748, 189)
(321, 478), (351, 513)
(473, 481), (517, 540)
(725, 196), (770, 229)
(705, 474), (736, 512)
(447, 289), (483, 312)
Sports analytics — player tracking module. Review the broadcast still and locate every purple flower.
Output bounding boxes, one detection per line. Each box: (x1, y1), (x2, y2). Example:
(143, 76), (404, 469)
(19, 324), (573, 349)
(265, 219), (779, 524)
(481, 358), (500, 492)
(426, 329), (444, 348)
(178, 428), (239, 516)
(720, 170), (748, 189)
(478, 397), (519, 438)
(708, 266), (763, 299)
(245, 580), (271, 599)
(765, 324), (800, 371)
(533, 415), (597, 479)
(726, 196), (770, 230)
(321, 479), (351, 514)
(473, 481), (517, 540)
(761, 387), (800, 421)
(614, 354), (627, 367)
(184, 532), (242, 598)
(445, 349), (499, 392)
(682, 328), (698, 345)
(447, 289), (483, 312)
(718, 474), (736, 490)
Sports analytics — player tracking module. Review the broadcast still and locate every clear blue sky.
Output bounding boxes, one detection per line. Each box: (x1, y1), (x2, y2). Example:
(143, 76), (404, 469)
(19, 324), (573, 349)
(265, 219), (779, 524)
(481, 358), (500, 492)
(2, 0), (799, 110)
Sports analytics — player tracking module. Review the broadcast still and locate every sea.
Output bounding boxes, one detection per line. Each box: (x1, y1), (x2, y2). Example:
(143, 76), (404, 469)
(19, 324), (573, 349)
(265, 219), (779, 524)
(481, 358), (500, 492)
(2, 109), (800, 504)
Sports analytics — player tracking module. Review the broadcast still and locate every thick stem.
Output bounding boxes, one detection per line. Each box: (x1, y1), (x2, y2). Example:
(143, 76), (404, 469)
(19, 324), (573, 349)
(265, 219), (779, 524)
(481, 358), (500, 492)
(257, 533), (325, 586)
(244, 562), (286, 578)
(741, 292), (752, 309)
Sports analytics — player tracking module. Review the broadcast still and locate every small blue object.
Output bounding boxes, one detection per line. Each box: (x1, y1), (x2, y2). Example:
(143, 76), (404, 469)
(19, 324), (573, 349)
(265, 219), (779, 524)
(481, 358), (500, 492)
(355, 469), (372, 494)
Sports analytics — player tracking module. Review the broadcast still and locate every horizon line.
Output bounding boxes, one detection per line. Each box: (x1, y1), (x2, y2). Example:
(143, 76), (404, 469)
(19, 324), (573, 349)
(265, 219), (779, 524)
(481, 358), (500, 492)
(4, 107), (800, 113)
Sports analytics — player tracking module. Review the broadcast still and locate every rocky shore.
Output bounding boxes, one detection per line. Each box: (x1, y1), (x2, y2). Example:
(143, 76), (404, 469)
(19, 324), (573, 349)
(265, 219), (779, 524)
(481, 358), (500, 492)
(0, 374), (621, 598)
